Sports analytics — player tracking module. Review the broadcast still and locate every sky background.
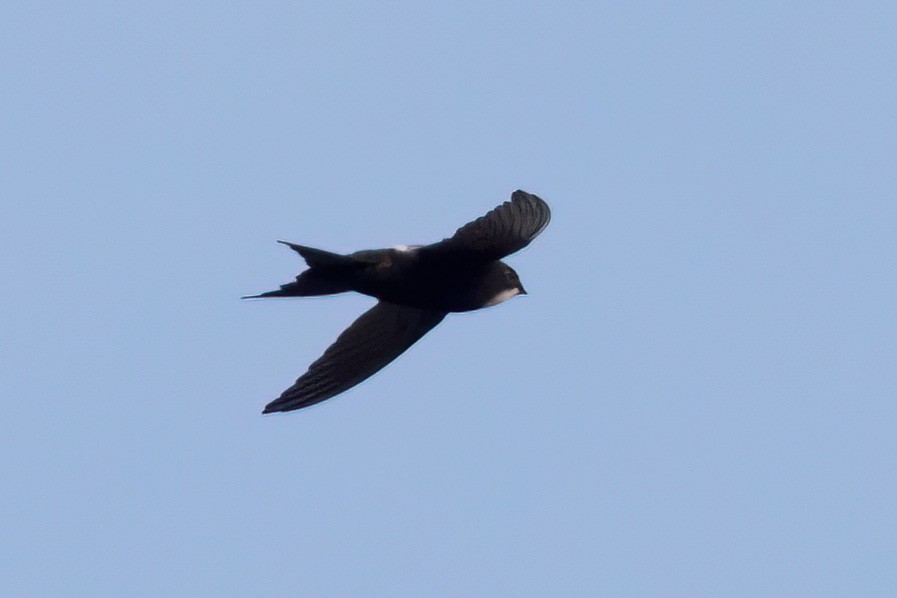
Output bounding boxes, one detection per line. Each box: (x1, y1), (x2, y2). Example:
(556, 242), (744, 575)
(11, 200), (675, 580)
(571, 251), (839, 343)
(3, 2), (896, 596)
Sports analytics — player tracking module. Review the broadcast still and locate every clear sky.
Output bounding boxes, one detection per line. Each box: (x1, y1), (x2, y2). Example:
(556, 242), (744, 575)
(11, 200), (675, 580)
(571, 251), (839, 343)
(3, 2), (896, 596)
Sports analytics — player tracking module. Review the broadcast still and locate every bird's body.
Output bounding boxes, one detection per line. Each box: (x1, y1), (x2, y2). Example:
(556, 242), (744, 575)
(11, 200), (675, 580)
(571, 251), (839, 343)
(246, 190), (550, 413)
(283, 245), (522, 312)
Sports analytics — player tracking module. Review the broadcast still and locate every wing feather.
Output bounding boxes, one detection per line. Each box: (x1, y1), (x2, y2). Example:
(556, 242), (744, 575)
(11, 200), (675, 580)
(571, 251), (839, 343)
(263, 302), (446, 413)
(421, 190), (551, 262)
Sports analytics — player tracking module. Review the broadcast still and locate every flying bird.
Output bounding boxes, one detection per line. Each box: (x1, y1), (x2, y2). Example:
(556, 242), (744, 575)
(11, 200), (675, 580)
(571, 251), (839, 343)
(246, 189), (551, 413)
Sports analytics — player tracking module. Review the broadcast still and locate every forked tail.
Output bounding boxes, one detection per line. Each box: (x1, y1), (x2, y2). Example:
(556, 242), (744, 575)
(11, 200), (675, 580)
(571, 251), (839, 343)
(243, 242), (356, 299)
(275, 241), (356, 268)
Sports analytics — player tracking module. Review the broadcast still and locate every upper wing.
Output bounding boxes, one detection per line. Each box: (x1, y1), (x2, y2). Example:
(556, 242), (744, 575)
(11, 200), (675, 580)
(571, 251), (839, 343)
(421, 190), (551, 262)
(263, 302), (446, 413)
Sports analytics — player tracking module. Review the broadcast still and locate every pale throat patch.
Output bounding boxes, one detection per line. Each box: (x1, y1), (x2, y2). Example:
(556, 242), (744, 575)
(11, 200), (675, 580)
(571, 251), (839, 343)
(485, 288), (521, 306)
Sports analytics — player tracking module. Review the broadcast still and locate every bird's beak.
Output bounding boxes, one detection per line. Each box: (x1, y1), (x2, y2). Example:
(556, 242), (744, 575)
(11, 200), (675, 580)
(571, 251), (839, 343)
(518, 285), (528, 296)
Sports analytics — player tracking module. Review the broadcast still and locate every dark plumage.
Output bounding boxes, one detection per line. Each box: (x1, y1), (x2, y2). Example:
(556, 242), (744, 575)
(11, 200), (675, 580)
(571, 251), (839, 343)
(246, 190), (551, 413)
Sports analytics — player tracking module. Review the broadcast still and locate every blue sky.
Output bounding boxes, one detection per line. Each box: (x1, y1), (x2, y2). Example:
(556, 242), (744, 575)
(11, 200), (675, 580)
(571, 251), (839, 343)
(3, 2), (896, 596)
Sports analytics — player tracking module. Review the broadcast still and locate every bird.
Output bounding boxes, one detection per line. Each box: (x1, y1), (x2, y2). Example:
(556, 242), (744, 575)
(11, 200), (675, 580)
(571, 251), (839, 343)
(245, 189), (551, 414)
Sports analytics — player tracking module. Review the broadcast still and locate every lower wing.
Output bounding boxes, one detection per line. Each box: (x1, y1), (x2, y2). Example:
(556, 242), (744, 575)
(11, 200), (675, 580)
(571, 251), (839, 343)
(263, 302), (447, 413)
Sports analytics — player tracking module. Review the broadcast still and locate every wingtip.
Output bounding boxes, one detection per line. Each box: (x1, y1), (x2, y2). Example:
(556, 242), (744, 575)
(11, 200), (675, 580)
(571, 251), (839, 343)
(263, 397), (289, 413)
(512, 189), (542, 201)
(511, 189), (550, 225)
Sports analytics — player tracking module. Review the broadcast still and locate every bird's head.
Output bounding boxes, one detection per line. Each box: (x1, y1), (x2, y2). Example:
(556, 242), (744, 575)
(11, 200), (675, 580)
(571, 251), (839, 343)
(484, 263), (526, 307)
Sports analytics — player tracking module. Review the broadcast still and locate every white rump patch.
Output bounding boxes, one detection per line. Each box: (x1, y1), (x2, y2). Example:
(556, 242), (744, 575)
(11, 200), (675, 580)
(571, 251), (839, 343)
(485, 288), (521, 307)
(392, 245), (418, 253)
